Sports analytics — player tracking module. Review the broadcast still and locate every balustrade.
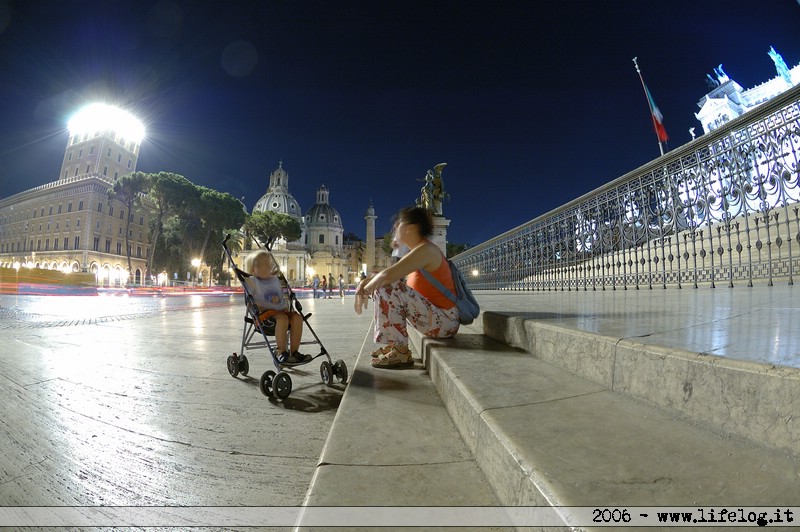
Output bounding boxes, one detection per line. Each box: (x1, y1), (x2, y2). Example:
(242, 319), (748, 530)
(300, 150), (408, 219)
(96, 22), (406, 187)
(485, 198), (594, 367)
(455, 85), (800, 290)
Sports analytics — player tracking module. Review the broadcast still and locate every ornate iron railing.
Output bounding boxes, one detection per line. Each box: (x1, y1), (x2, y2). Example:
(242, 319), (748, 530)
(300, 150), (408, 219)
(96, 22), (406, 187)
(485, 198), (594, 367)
(454, 84), (800, 290)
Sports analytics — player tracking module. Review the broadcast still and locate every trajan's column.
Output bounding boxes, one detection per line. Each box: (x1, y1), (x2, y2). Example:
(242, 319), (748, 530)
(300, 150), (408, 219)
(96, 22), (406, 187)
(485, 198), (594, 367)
(364, 200), (377, 273)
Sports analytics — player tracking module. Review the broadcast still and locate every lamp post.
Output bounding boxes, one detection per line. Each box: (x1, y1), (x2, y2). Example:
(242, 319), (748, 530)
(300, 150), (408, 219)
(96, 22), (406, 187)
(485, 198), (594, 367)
(191, 258), (201, 286)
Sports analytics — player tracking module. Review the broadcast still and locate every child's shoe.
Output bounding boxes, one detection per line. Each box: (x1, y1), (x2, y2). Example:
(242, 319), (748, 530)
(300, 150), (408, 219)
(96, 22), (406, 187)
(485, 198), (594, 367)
(284, 351), (312, 364)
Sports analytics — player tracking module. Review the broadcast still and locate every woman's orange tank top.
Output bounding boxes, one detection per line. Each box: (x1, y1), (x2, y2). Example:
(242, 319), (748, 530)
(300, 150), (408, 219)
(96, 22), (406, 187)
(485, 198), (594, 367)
(407, 253), (456, 309)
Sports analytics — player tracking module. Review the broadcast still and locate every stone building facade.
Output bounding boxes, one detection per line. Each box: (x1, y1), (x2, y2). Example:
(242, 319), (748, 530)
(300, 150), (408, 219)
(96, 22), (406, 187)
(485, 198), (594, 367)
(0, 104), (149, 286)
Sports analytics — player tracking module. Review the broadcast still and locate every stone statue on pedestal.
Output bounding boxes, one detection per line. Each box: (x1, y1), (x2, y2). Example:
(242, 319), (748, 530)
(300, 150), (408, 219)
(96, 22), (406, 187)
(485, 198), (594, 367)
(417, 162), (448, 215)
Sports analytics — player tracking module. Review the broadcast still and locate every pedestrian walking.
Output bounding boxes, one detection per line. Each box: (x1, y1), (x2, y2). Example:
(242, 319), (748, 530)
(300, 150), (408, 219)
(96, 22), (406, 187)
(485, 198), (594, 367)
(312, 274), (320, 298)
(338, 274), (345, 298)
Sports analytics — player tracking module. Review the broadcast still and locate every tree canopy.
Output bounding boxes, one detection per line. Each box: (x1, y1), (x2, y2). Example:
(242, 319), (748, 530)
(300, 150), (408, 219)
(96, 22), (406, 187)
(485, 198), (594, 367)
(245, 210), (302, 248)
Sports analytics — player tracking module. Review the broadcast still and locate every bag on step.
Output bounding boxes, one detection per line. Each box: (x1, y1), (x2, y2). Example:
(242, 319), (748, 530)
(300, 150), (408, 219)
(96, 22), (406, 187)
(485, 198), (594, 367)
(419, 259), (480, 325)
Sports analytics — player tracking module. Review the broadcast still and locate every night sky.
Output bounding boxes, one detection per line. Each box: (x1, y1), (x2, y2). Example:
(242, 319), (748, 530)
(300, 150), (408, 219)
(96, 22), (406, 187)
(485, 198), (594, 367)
(2, 0), (800, 246)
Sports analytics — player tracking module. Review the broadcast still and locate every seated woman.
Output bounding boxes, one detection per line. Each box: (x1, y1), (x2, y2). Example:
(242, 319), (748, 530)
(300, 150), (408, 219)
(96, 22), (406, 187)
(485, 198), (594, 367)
(355, 206), (460, 368)
(245, 249), (311, 365)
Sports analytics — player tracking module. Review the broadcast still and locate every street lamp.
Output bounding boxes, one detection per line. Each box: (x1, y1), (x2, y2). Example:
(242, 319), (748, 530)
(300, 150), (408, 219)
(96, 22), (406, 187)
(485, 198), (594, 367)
(191, 258), (201, 286)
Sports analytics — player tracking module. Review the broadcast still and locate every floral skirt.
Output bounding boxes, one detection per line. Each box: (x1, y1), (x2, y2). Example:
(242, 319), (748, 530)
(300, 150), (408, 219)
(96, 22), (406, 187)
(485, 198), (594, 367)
(372, 279), (460, 345)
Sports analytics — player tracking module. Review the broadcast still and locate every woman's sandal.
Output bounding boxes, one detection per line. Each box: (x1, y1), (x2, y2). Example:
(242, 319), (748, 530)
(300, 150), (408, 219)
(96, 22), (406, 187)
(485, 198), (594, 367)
(371, 346), (394, 358)
(371, 347), (413, 369)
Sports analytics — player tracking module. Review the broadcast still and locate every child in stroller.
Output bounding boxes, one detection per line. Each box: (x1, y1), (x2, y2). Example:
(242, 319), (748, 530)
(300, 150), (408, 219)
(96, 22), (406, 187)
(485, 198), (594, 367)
(244, 249), (312, 365)
(223, 234), (348, 399)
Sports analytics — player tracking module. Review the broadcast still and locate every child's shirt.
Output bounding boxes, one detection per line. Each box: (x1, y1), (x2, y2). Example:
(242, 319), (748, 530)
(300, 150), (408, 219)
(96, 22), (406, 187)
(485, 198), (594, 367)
(244, 275), (288, 311)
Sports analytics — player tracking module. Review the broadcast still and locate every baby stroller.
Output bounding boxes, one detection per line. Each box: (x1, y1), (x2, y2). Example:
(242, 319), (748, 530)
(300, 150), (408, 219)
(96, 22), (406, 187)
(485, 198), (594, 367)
(222, 234), (348, 399)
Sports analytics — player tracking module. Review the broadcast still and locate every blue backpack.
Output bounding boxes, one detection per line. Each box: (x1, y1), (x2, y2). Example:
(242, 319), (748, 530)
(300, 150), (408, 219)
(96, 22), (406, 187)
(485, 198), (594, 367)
(419, 259), (480, 325)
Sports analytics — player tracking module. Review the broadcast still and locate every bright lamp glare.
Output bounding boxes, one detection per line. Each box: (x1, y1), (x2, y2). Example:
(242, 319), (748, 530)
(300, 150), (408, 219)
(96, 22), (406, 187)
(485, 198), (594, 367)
(68, 103), (145, 142)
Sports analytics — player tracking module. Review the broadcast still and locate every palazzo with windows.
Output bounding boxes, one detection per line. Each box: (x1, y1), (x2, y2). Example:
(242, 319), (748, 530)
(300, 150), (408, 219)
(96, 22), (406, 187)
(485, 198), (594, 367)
(0, 104), (149, 286)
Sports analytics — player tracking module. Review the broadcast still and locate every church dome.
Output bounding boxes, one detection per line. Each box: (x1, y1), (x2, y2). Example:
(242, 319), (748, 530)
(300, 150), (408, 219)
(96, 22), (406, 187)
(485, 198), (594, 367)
(253, 162), (302, 219)
(305, 185), (343, 228)
(305, 184), (344, 253)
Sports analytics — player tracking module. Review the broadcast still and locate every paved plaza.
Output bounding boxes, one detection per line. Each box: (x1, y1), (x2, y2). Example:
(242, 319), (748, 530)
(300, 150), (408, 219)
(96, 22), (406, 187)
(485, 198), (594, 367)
(0, 293), (370, 515)
(2, 284), (799, 529)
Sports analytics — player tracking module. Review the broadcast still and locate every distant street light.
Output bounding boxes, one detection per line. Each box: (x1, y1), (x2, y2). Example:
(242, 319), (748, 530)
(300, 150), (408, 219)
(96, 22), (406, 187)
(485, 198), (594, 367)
(191, 258), (201, 286)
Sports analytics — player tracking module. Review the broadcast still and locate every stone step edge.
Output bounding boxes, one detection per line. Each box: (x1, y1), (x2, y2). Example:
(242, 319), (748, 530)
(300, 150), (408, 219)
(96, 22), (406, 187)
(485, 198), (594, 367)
(438, 312), (800, 456)
(414, 333), (800, 513)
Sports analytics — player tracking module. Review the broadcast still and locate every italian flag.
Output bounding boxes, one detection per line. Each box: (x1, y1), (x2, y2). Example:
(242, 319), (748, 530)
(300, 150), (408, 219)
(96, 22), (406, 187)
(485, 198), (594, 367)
(644, 83), (669, 142)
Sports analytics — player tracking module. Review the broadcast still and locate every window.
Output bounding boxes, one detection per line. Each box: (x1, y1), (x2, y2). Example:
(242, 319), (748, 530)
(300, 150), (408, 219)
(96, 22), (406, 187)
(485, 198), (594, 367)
(109, 206), (113, 217)
(67, 202), (72, 212)
(68, 152), (73, 161)
(136, 246), (142, 258)
(78, 149), (83, 158)
(45, 239), (49, 251)
(98, 202), (103, 213)
(93, 237), (100, 251)
(76, 219), (80, 227)
(40, 208), (44, 217)
(319, 234), (325, 244)
(139, 216), (144, 225)
(53, 239), (58, 251)
(36, 239), (41, 251)
(74, 236), (80, 249)
(57, 205), (62, 214)
(105, 239), (111, 253)
(86, 165), (90, 173)
(74, 168), (79, 176)
(63, 237), (69, 250)
(79, 201), (83, 210)
(120, 210), (125, 220)
(127, 159), (132, 168)
(89, 146), (94, 155)
(107, 148), (112, 157)
(117, 154), (121, 163)
(116, 242), (122, 255)
(103, 166), (108, 176)
(48, 206), (53, 215)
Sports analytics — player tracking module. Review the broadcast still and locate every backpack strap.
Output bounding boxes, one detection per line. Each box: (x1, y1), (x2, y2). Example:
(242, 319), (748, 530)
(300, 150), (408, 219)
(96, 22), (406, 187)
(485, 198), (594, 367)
(418, 261), (458, 304)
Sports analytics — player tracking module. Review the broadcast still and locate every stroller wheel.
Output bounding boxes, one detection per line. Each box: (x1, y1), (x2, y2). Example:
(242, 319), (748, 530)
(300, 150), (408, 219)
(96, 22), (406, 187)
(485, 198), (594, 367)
(273, 371), (292, 399)
(226, 355), (239, 378)
(239, 355), (249, 377)
(320, 361), (333, 386)
(333, 360), (348, 384)
(259, 370), (276, 397)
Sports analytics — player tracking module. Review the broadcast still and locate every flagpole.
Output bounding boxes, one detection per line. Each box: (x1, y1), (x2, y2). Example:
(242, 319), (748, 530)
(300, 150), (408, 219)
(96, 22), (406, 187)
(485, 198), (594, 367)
(633, 57), (665, 156)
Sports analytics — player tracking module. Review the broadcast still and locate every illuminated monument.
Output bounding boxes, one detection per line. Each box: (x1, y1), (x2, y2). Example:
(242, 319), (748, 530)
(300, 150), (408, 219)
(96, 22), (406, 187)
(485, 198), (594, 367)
(0, 103), (151, 285)
(695, 47), (799, 134)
